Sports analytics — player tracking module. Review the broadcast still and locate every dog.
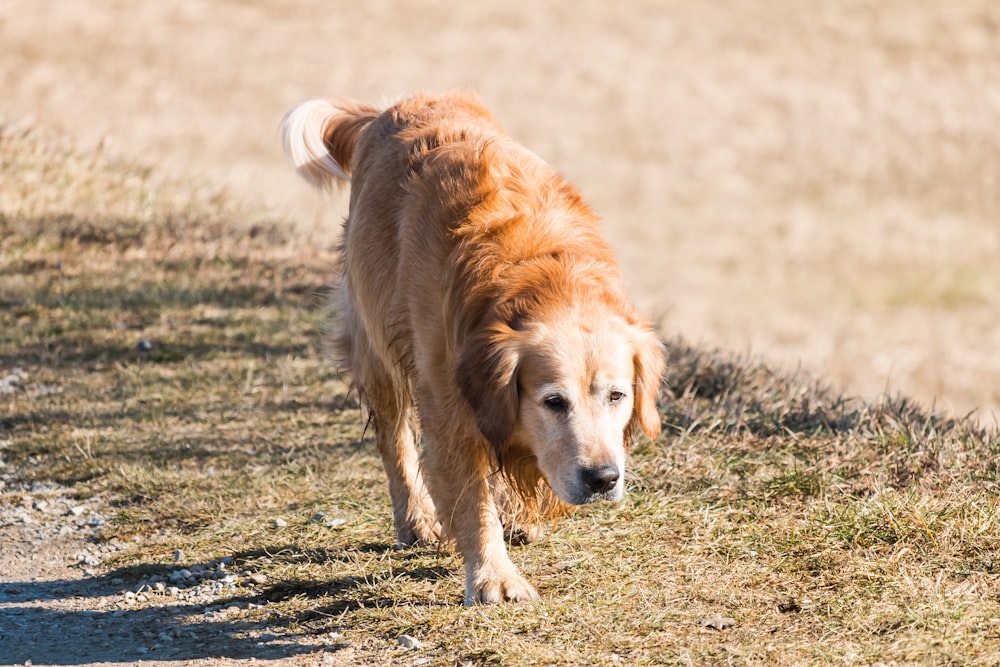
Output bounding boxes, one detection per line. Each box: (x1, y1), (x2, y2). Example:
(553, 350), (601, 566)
(281, 91), (665, 604)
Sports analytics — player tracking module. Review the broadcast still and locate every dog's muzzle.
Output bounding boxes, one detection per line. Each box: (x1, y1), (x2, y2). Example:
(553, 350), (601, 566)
(582, 464), (620, 495)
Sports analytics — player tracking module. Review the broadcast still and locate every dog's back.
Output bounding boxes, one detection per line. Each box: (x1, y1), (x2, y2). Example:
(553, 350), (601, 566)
(281, 90), (502, 192)
(283, 92), (513, 377)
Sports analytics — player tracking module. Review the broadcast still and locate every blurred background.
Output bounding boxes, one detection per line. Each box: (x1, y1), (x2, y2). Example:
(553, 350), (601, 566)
(2, 0), (997, 422)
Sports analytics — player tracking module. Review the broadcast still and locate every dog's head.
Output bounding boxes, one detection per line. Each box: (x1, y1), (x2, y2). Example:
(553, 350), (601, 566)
(456, 304), (665, 505)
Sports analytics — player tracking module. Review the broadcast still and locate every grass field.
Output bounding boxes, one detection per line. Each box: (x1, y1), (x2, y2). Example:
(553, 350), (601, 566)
(3, 111), (1000, 665)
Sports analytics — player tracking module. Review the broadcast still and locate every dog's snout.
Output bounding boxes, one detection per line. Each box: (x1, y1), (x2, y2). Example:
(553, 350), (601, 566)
(582, 464), (620, 494)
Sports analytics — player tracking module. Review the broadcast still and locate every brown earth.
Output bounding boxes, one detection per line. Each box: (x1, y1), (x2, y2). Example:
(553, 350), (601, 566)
(2, 1), (998, 417)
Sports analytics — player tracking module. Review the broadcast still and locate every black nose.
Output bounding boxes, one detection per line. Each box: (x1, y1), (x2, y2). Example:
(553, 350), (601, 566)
(582, 464), (620, 494)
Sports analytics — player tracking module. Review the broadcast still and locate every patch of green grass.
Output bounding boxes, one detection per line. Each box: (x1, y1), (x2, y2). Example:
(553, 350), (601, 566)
(884, 265), (991, 310)
(3, 121), (1000, 665)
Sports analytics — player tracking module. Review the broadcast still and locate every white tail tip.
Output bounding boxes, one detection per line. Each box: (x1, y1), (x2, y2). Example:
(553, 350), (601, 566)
(280, 98), (349, 190)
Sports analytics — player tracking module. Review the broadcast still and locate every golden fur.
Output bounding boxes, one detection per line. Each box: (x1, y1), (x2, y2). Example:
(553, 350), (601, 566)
(281, 91), (665, 604)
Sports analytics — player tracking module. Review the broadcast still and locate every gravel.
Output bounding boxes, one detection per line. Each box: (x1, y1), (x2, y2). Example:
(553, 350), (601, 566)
(0, 474), (361, 665)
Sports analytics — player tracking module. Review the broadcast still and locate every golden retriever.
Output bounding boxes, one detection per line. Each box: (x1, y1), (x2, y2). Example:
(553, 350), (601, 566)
(281, 91), (665, 604)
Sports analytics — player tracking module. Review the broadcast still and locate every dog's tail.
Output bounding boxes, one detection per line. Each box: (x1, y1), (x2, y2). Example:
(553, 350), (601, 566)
(280, 98), (380, 190)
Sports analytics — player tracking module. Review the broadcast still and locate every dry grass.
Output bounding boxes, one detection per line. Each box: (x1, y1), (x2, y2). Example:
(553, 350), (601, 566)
(3, 117), (1000, 665)
(1, 0), (998, 422)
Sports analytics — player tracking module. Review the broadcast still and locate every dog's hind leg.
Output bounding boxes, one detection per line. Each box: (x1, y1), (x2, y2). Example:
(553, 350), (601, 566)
(336, 307), (439, 547)
(361, 370), (440, 546)
(487, 477), (540, 545)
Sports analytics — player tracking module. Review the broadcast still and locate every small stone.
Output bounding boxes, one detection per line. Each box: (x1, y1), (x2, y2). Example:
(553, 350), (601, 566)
(137, 340), (153, 352)
(247, 572), (267, 585)
(700, 614), (736, 631)
(167, 586), (181, 596)
(69, 505), (86, 517)
(311, 511), (348, 528)
(153, 581), (166, 592)
(272, 517), (288, 528)
(111, 577), (125, 586)
(397, 634), (425, 650)
(174, 549), (185, 562)
(78, 553), (100, 566)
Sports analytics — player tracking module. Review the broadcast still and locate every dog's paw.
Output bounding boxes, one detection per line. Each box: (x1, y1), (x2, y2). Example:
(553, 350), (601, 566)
(466, 570), (538, 605)
(504, 521), (545, 546)
(394, 511), (441, 548)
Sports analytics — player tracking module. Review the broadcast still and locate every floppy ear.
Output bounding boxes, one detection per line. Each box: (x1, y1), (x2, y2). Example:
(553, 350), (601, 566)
(455, 324), (521, 452)
(628, 328), (666, 442)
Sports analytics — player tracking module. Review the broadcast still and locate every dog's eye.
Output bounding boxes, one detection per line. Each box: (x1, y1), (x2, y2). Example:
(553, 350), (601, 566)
(609, 390), (625, 403)
(543, 395), (569, 412)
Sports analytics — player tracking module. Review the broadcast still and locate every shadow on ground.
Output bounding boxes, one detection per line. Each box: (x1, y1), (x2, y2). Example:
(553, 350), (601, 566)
(0, 544), (448, 665)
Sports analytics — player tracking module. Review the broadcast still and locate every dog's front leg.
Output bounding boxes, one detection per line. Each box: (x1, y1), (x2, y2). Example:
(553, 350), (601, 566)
(458, 487), (538, 605)
(421, 425), (538, 604)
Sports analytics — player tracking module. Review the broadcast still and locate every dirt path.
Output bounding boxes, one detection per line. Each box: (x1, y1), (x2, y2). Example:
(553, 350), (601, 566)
(0, 482), (342, 666)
